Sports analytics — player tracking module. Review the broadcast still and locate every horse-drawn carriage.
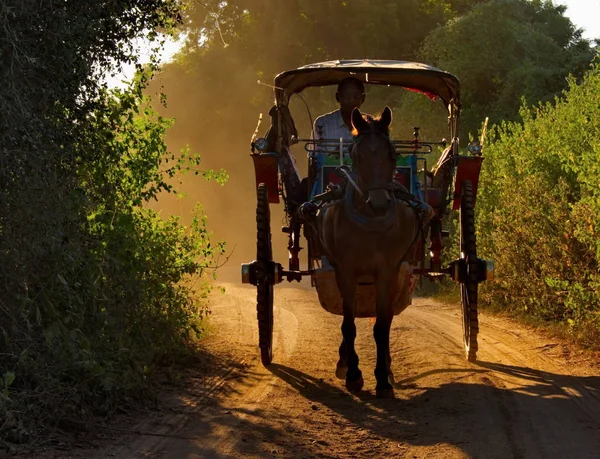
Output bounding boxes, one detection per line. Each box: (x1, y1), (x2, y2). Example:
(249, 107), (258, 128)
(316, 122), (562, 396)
(241, 60), (494, 395)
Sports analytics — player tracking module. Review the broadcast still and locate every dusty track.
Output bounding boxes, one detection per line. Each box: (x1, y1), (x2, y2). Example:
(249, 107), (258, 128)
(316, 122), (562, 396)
(60, 281), (600, 458)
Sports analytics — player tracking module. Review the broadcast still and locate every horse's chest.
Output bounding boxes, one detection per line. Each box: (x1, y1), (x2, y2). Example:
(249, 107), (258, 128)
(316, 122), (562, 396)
(336, 231), (404, 265)
(319, 201), (414, 270)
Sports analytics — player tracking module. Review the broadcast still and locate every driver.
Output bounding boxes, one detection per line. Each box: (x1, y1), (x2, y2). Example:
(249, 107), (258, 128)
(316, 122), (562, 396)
(307, 77), (434, 222)
(297, 78), (366, 204)
(312, 77), (366, 145)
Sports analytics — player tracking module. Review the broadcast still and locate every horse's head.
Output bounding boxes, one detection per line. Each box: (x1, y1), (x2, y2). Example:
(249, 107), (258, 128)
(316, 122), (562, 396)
(350, 106), (397, 215)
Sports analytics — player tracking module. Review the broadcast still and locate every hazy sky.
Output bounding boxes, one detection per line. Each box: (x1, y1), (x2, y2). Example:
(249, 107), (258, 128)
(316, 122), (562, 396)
(557, 0), (600, 40)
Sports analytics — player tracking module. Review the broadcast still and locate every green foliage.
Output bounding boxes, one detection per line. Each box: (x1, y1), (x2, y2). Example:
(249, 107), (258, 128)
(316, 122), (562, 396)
(477, 64), (600, 347)
(1, 69), (227, 446)
(0, 0), (228, 447)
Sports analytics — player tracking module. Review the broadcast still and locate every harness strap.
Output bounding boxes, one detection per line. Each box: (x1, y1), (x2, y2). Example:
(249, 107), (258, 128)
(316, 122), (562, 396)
(338, 167), (363, 197)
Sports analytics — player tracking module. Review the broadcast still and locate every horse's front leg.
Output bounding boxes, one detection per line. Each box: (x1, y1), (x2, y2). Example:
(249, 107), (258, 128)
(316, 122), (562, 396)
(337, 272), (363, 392)
(335, 339), (347, 379)
(374, 272), (396, 398)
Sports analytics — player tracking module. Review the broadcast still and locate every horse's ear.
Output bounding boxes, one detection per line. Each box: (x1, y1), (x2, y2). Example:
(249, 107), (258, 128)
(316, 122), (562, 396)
(351, 107), (369, 133)
(380, 106), (392, 128)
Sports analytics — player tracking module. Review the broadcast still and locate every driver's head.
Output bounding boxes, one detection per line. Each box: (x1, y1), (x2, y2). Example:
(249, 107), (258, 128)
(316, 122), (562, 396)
(336, 78), (365, 113)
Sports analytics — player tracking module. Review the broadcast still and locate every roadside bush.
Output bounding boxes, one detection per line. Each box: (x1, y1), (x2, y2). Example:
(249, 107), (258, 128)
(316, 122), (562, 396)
(0, 71), (227, 445)
(477, 63), (600, 347)
(0, 1), (228, 447)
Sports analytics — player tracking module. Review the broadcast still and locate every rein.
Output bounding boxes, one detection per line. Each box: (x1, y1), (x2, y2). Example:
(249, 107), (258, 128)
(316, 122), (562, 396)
(337, 166), (363, 197)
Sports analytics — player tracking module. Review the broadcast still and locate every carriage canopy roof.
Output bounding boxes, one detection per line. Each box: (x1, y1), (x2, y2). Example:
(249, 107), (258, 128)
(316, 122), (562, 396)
(274, 59), (461, 110)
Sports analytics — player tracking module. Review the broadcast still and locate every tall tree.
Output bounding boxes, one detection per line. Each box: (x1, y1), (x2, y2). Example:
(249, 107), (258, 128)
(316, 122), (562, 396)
(415, 0), (595, 136)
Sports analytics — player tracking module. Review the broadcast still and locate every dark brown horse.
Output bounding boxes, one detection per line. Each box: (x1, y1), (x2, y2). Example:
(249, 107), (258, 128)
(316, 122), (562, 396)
(317, 106), (420, 397)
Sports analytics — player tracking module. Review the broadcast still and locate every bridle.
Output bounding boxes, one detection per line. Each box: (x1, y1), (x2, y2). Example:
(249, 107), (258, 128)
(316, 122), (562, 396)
(350, 129), (398, 195)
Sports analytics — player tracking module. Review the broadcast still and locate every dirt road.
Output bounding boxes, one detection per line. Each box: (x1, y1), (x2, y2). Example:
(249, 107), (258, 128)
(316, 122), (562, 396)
(90, 280), (600, 459)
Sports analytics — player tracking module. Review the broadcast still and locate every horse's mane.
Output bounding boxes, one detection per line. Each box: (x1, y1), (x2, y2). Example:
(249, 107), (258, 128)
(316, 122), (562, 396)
(351, 111), (390, 137)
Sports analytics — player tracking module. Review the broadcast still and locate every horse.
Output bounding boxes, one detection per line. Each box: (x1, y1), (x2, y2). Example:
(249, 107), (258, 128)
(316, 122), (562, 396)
(317, 106), (421, 398)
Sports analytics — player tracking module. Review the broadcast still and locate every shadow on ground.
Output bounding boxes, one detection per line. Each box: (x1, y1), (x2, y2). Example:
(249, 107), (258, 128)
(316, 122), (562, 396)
(153, 359), (600, 458)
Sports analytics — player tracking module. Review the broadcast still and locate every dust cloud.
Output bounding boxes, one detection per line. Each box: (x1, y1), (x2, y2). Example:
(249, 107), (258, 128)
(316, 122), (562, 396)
(146, 76), (318, 284)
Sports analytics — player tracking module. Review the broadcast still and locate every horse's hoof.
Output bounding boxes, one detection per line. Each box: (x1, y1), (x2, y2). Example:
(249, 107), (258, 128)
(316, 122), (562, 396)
(335, 364), (348, 380)
(376, 386), (395, 398)
(345, 375), (364, 393)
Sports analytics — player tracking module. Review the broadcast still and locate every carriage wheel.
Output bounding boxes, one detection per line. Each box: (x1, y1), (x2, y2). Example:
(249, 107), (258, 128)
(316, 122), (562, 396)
(460, 180), (479, 362)
(256, 183), (274, 366)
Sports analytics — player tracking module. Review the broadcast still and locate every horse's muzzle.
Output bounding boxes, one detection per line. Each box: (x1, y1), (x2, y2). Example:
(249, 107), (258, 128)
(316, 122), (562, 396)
(366, 188), (391, 215)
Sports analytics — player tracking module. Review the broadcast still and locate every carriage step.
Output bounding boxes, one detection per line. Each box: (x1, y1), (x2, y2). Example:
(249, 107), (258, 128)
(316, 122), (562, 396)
(281, 226), (291, 233)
